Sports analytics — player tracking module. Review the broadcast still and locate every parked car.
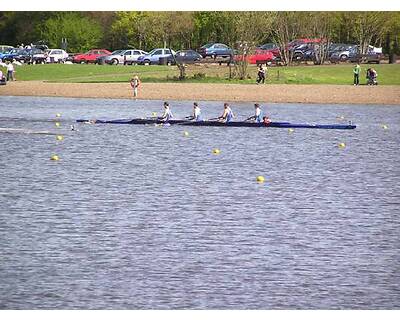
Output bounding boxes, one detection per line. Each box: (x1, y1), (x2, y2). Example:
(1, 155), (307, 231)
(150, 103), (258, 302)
(103, 50), (125, 65)
(197, 43), (234, 59)
(73, 49), (112, 64)
(13, 48), (47, 64)
(0, 48), (22, 62)
(65, 53), (76, 63)
(166, 50), (203, 64)
(288, 38), (323, 49)
(234, 50), (275, 65)
(122, 49), (148, 65)
(45, 49), (68, 63)
(329, 45), (357, 62)
(291, 43), (315, 61)
(137, 48), (176, 65)
(256, 43), (280, 56)
(104, 49), (148, 65)
(349, 46), (383, 64)
(95, 55), (108, 65)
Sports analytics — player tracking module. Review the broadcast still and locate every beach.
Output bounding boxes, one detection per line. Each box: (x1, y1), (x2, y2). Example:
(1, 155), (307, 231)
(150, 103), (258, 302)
(1, 81), (399, 104)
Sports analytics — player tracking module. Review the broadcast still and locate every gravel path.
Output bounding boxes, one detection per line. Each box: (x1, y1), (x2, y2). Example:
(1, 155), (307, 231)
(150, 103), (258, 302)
(1, 81), (399, 105)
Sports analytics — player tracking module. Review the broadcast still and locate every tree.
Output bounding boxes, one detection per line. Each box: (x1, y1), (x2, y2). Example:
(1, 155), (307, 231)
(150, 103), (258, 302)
(41, 13), (102, 52)
(301, 12), (339, 64)
(0, 12), (55, 46)
(270, 12), (303, 66)
(192, 12), (237, 48)
(232, 12), (275, 79)
(343, 12), (391, 54)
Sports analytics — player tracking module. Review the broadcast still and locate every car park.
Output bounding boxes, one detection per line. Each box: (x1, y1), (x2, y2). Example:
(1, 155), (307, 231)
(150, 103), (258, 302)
(167, 50), (202, 64)
(45, 49), (68, 63)
(137, 48), (176, 65)
(73, 49), (112, 64)
(197, 43), (234, 59)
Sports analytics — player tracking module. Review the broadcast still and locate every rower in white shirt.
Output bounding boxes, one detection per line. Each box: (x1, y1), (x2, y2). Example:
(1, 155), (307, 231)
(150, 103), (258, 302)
(159, 101), (173, 122)
(218, 103), (234, 123)
(187, 102), (202, 121)
(246, 103), (263, 122)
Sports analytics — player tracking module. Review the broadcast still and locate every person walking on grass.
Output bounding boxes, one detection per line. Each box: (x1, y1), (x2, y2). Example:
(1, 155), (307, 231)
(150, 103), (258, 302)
(6, 61), (14, 81)
(256, 64), (266, 84)
(130, 75), (140, 98)
(353, 64), (361, 86)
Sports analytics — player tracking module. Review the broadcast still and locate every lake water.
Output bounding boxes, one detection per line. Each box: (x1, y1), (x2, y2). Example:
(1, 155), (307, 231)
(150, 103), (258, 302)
(0, 96), (399, 309)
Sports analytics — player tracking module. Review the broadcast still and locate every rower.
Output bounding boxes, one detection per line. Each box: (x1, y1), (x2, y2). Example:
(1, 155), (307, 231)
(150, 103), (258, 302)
(218, 103), (234, 123)
(246, 103), (263, 122)
(188, 102), (202, 121)
(159, 101), (173, 122)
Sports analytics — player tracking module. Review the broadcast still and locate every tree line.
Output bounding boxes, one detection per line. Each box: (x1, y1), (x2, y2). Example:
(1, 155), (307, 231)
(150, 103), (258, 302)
(0, 11), (399, 59)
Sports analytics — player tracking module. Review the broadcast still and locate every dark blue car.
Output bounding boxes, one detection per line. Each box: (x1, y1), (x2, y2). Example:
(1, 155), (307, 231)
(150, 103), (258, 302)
(197, 43), (233, 59)
(0, 48), (21, 62)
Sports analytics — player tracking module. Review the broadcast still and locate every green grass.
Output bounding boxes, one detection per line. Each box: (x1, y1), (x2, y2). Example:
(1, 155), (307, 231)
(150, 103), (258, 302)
(1, 63), (400, 85)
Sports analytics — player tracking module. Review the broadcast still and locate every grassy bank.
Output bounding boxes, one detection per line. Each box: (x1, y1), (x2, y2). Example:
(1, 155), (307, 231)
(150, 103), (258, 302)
(2, 63), (400, 85)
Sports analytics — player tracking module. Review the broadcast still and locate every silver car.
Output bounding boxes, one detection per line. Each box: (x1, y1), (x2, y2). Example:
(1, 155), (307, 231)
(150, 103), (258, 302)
(105, 49), (147, 65)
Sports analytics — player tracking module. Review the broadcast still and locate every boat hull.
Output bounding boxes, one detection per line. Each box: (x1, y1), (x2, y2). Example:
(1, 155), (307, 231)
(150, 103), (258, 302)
(76, 118), (356, 130)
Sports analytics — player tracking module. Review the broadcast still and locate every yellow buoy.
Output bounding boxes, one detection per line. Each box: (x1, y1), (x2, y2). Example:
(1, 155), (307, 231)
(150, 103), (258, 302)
(56, 135), (64, 141)
(338, 142), (346, 148)
(256, 176), (265, 183)
(183, 131), (189, 137)
(212, 148), (220, 155)
(382, 124), (388, 130)
(152, 112), (157, 117)
(56, 113), (61, 118)
(288, 128), (294, 133)
(55, 122), (60, 127)
(50, 155), (59, 161)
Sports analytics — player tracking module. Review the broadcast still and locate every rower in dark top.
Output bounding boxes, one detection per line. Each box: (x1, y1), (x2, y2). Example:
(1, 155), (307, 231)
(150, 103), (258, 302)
(246, 103), (263, 122)
(159, 101), (173, 122)
(218, 103), (234, 123)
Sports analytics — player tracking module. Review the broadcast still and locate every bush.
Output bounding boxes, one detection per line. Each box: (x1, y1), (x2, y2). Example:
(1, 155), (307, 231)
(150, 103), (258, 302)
(192, 72), (206, 79)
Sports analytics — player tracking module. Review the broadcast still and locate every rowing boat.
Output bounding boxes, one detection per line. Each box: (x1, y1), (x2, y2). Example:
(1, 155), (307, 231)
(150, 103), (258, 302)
(76, 118), (356, 130)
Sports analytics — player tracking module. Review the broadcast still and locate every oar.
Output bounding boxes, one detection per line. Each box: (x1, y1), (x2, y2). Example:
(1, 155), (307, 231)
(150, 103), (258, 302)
(207, 117), (220, 121)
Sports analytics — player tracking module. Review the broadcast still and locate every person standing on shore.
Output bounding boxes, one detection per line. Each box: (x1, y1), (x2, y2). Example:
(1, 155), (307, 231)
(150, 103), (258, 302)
(353, 64), (361, 86)
(130, 75), (140, 98)
(6, 61), (14, 81)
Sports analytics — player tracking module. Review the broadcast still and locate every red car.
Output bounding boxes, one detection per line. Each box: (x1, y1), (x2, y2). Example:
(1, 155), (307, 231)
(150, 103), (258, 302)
(73, 49), (112, 64)
(234, 50), (275, 65)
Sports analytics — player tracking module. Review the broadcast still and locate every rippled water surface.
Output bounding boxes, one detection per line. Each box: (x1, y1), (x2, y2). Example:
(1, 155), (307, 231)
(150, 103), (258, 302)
(0, 96), (399, 309)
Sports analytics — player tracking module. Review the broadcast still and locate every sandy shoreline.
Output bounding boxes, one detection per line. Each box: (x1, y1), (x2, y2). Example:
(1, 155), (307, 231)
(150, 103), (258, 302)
(1, 81), (399, 105)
